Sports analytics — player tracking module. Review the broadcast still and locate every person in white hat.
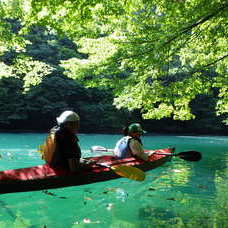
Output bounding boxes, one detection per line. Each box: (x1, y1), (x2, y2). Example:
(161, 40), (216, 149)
(114, 123), (154, 161)
(48, 110), (82, 171)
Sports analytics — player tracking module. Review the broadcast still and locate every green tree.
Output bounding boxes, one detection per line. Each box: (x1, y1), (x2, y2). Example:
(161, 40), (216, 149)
(0, 64), (26, 125)
(1, 0), (227, 125)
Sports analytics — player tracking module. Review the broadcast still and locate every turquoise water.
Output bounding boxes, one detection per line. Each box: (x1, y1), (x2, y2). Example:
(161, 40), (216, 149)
(0, 133), (227, 228)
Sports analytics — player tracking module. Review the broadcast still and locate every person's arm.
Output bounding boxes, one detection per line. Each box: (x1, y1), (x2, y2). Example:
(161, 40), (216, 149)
(129, 139), (149, 161)
(68, 158), (80, 172)
(62, 133), (81, 171)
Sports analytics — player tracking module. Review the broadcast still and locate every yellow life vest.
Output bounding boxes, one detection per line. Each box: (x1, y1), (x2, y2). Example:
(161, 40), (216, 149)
(38, 132), (56, 163)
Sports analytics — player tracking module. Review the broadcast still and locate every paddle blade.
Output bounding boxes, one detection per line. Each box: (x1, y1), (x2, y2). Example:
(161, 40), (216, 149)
(91, 146), (108, 152)
(111, 165), (145, 181)
(177, 151), (202, 161)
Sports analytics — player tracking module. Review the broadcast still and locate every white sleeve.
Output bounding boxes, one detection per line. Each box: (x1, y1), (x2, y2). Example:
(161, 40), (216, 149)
(129, 139), (149, 161)
(114, 139), (121, 157)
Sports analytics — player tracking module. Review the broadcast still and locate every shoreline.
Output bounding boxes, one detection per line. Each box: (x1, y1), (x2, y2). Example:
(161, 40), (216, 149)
(0, 129), (227, 137)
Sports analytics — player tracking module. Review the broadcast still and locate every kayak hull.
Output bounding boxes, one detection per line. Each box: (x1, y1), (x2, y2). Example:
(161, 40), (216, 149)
(0, 148), (173, 194)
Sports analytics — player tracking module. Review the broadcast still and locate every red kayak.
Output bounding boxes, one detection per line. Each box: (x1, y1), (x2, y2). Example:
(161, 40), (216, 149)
(0, 148), (173, 194)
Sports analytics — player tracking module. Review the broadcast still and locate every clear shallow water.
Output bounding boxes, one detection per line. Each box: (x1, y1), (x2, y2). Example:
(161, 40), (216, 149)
(0, 133), (227, 228)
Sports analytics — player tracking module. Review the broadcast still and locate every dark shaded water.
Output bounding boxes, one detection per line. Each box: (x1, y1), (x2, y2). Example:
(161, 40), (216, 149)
(0, 133), (227, 227)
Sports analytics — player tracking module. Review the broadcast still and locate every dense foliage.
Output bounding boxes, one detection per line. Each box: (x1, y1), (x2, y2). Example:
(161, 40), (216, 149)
(0, 0), (227, 134)
(0, 21), (137, 132)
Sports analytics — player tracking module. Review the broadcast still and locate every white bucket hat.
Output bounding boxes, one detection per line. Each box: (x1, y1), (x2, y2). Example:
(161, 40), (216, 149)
(56, 111), (80, 125)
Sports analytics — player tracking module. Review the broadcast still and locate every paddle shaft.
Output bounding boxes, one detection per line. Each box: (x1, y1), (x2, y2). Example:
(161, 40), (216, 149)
(91, 146), (202, 162)
(91, 147), (114, 153)
(154, 151), (202, 161)
(154, 152), (177, 156)
(83, 158), (145, 181)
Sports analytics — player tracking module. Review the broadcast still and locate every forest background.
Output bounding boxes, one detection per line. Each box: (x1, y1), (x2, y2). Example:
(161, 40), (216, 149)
(0, 0), (227, 135)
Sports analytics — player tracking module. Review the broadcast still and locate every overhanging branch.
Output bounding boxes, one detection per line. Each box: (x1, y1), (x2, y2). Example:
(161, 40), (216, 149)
(203, 54), (228, 68)
(165, 3), (228, 45)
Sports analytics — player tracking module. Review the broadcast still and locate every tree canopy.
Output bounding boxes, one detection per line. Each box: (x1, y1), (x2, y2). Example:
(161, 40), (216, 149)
(1, 0), (228, 124)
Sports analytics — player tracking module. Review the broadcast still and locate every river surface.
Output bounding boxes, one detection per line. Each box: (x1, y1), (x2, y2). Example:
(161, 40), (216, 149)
(0, 133), (227, 228)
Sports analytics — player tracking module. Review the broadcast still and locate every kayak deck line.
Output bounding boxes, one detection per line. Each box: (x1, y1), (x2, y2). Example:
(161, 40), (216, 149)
(0, 148), (173, 194)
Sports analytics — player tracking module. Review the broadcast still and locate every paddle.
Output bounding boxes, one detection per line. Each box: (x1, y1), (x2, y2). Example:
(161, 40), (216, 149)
(90, 146), (202, 162)
(96, 163), (145, 181)
(82, 158), (145, 181)
(154, 151), (202, 161)
(91, 146), (113, 153)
